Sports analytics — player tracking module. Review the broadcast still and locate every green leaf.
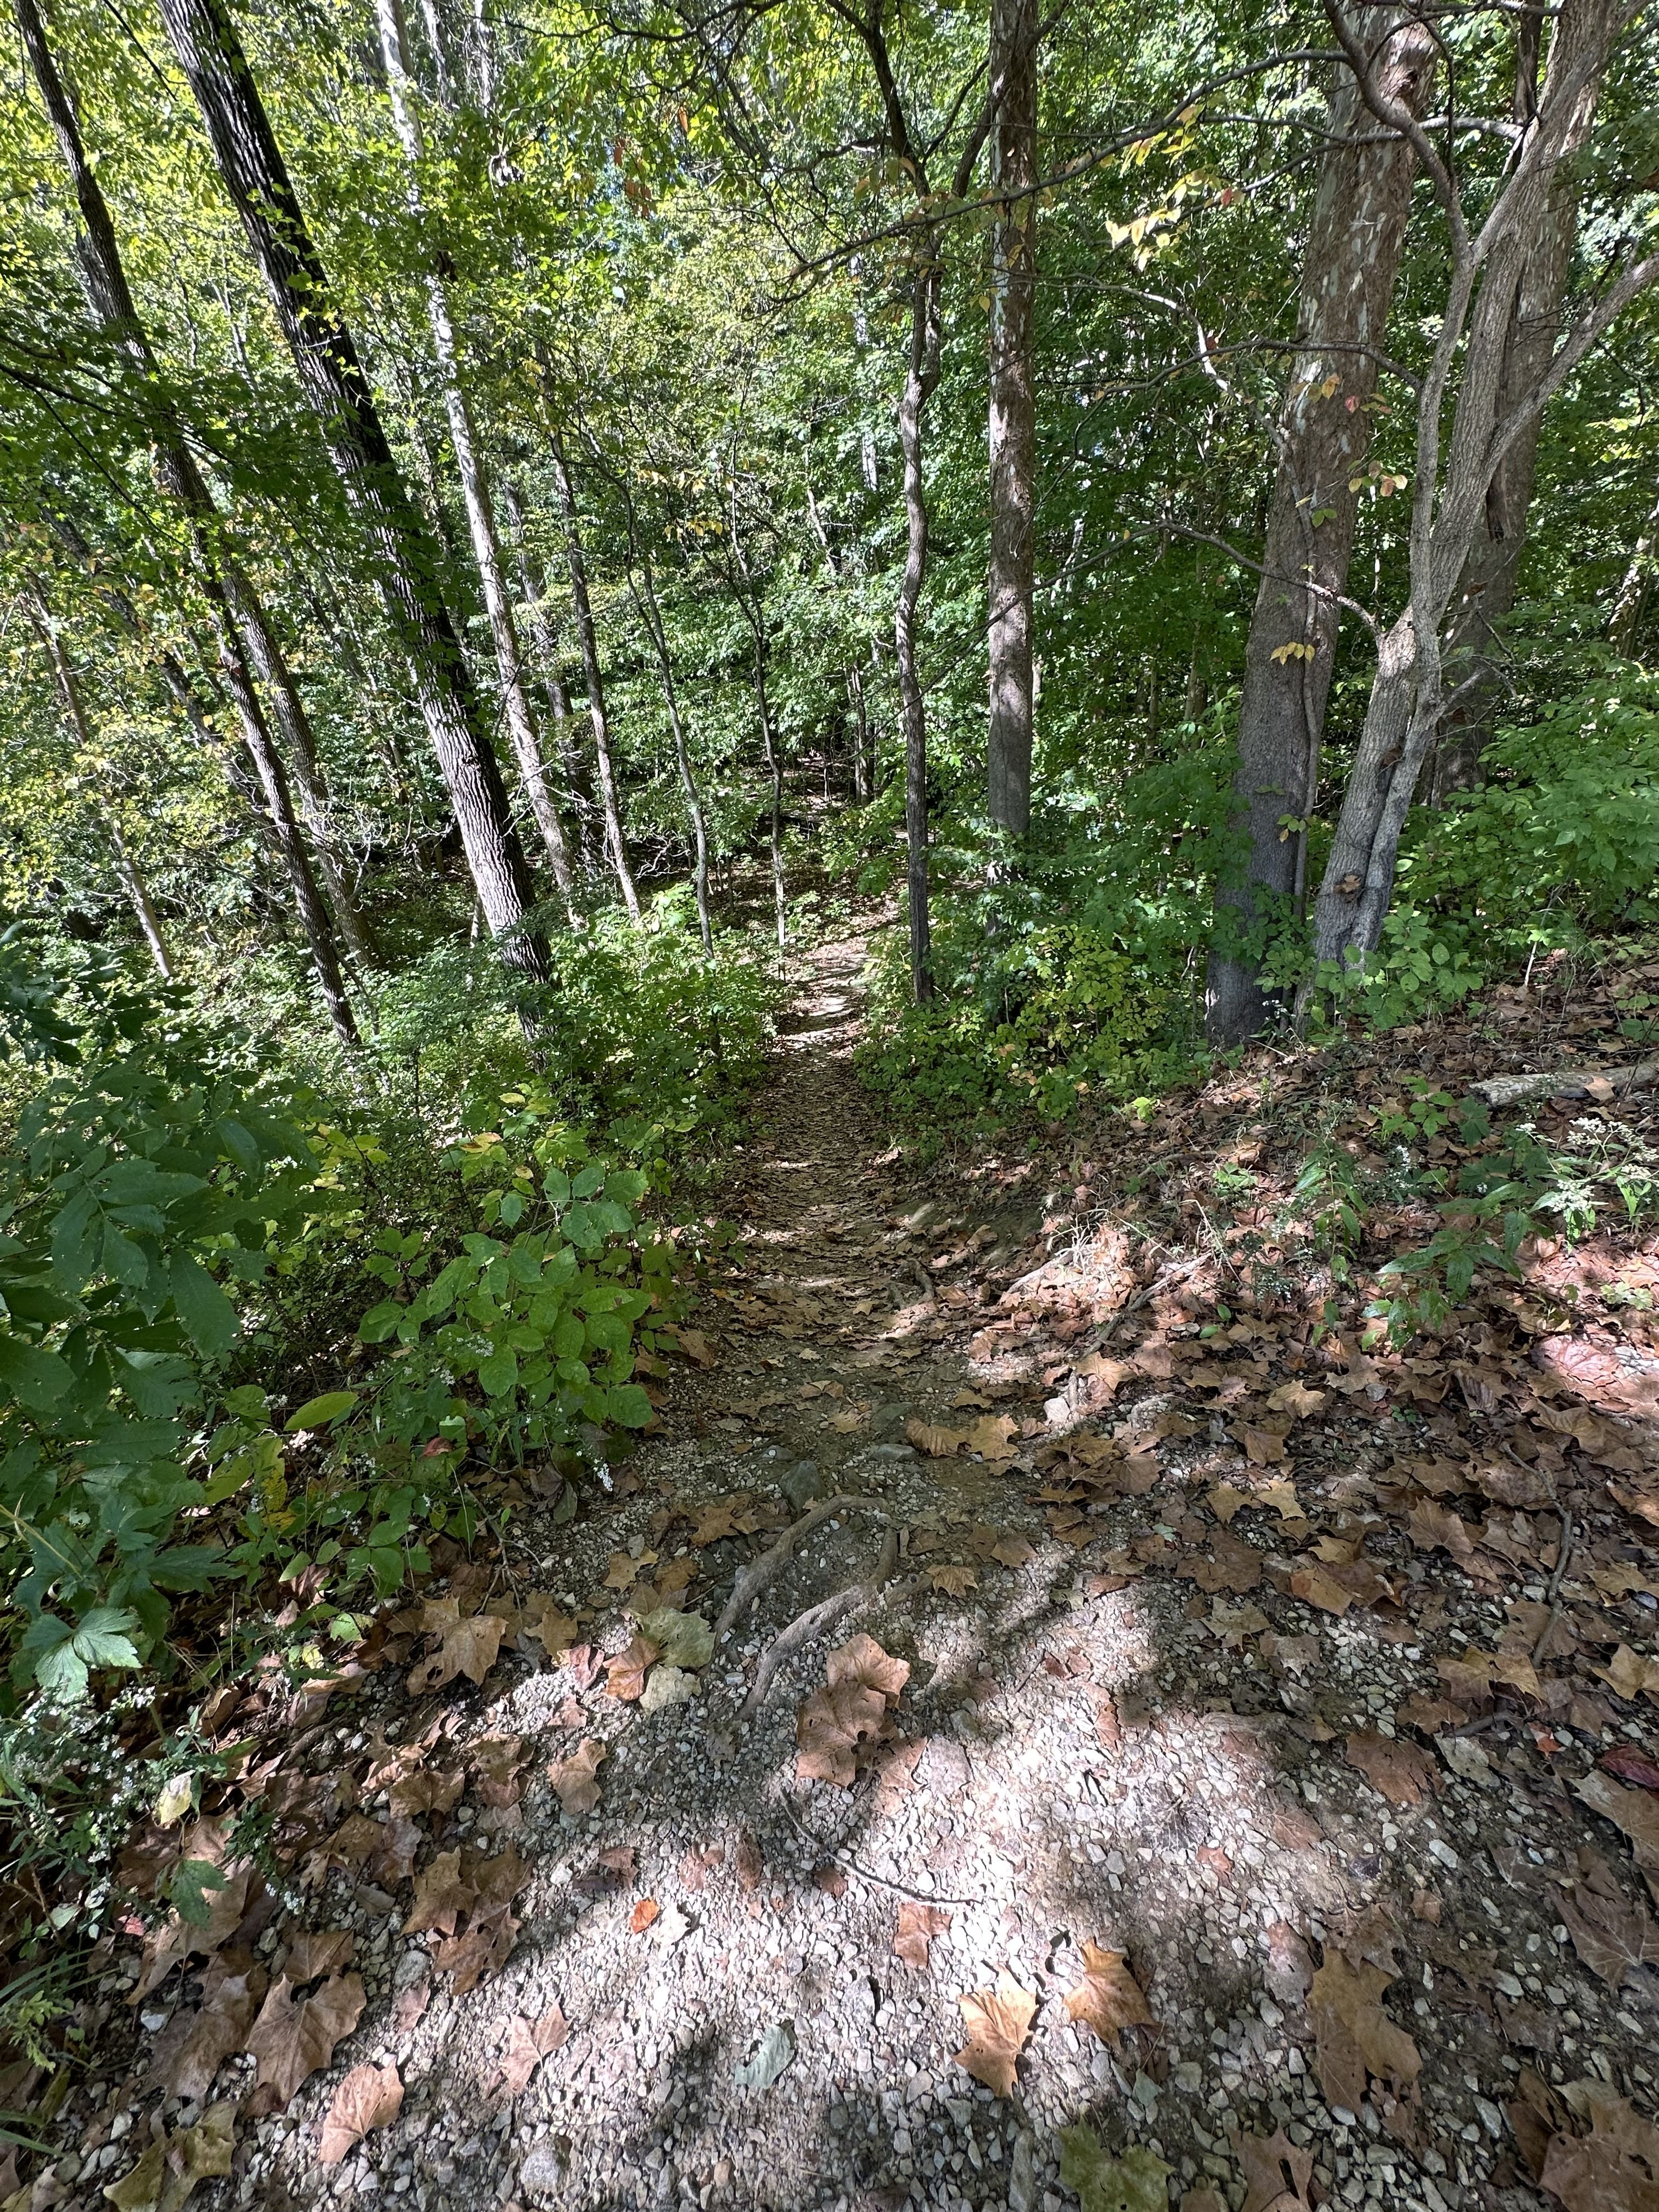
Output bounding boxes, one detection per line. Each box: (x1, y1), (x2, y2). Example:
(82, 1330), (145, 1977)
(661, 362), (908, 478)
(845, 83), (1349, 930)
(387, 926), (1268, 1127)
(1057, 2128), (1172, 2212)
(284, 1390), (359, 1432)
(357, 1299), (405, 1343)
(478, 1348), (519, 1397)
(169, 1253), (238, 1357)
(24, 1606), (142, 1702)
(635, 1608), (713, 1667)
(168, 1857), (228, 1930)
(607, 1382), (654, 1429)
(0, 1333), (75, 1413)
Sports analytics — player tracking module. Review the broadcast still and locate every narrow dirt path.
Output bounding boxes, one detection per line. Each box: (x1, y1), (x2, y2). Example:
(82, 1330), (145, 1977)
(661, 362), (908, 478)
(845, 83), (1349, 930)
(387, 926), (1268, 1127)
(54, 930), (1659, 2212)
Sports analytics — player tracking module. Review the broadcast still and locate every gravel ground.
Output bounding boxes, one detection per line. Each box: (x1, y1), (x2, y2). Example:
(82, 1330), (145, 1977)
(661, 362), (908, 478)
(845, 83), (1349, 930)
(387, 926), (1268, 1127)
(34, 931), (1659, 2212)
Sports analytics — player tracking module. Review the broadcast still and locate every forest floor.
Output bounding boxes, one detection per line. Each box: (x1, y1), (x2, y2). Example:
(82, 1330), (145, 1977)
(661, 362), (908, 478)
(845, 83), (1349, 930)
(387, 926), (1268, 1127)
(27, 922), (1659, 2212)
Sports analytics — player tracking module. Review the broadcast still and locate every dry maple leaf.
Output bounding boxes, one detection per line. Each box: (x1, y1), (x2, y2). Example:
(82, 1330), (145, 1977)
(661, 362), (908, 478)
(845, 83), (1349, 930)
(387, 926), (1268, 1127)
(952, 1976), (1037, 2101)
(1576, 1769), (1659, 1871)
(904, 1417), (973, 1456)
(1236, 2124), (1315, 2212)
(433, 1903), (518, 1993)
(404, 1851), (474, 1939)
(406, 1612), (508, 1696)
(1554, 1878), (1659, 1988)
(1406, 1499), (1478, 1571)
(1539, 2079), (1659, 2212)
(927, 1564), (979, 1597)
(547, 1738), (607, 1815)
(470, 1734), (528, 1808)
(796, 1680), (885, 1787)
(1599, 1645), (1659, 1703)
(498, 2005), (568, 2095)
(991, 1533), (1036, 1569)
(1265, 1380), (1326, 1419)
(826, 1632), (911, 1703)
(318, 2062), (402, 2167)
(1241, 1425), (1288, 1466)
(145, 1960), (262, 2105)
(282, 1930), (355, 1984)
(1062, 1941), (1154, 2046)
(1308, 1948), (1420, 2116)
(605, 1634), (661, 1702)
(245, 1971), (365, 2113)
(388, 1769), (465, 1821)
(516, 1594), (578, 1658)
(893, 1901), (950, 1970)
(131, 1862), (256, 2001)
(1344, 1732), (1437, 1809)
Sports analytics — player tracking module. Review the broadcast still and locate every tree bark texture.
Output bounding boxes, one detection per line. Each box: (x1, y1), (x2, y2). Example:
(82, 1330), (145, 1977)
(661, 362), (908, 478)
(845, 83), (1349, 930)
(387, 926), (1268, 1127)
(154, 0), (547, 975)
(374, 0), (575, 916)
(897, 263), (944, 1003)
(1204, 9), (1437, 1045)
(1310, 0), (1641, 981)
(1428, 22), (1584, 801)
(986, 0), (1037, 838)
(548, 435), (641, 917)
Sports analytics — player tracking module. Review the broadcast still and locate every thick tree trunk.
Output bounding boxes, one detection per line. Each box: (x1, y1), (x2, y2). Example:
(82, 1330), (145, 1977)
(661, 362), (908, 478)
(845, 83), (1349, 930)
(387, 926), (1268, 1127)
(897, 264), (943, 1003)
(154, 0), (547, 976)
(548, 435), (640, 917)
(1310, 0), (1640, 982)
(374, 0), (575, 917)
(1204, 11), (1437, 1045)
(986, 0), (1037, 838)
(1429, 24), (1583, 801)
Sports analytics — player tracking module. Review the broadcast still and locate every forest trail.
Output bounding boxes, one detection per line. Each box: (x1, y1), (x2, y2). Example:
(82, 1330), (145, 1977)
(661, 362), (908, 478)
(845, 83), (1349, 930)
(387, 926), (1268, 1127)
(52, 937), (1659, 2212)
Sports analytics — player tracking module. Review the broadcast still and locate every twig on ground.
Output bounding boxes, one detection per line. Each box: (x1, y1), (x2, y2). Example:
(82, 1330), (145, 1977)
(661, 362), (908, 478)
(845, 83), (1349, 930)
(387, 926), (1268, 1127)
(715, 1495), (890, 1638)
(777, 1800), (982, 1907)
(731, 1528), (903, 1728)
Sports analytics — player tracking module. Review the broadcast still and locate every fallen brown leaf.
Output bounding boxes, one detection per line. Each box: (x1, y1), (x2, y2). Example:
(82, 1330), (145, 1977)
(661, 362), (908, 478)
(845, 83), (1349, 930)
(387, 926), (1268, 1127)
(144, 1956), (262, 2104)
(605, 1635), (661, 1702)
(927, 1564), (979, 1597)
(1344, 1732), (1437, 1808)
(1576, 1769), (1659, 1871)
(952, 1974), (1036, 2098)
(1539, 2078), (1659, 2212)
(826, 1633), (910, 1703)
(282, 1929), (355, 1984)
(546, 1737), (607, 1814)
(1308, 1947), (1420, 2116)
(991, 1533), (1036, 1569)
(391, 1979), (429, 2034)
(893, 1901), (950, 1970)
(498, 2005), (568, 2095)
(318, 2063), (402, 2167)
(1235, 2124), (1315, 2212)
(406, 1611), (508, 1696)
(432, 1903), (518, 1993)
(795, 1679), (885, 1787)
(404, 1852), (474, 1939)
(245, 1972), (365, 2113)
(630, 1899), (661, 1933)
(1264, 1921), (1314, 2006)
(1554, 1878), (1659, 1989)
(1063, 1941), (1154, 2046)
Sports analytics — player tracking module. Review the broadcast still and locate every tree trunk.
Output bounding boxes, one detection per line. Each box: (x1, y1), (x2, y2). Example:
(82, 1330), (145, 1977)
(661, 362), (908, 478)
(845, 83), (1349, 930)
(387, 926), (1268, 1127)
(374, 0), (576, 918)
(752, 638), (787, 953)
(154, 0), (547, 976)
(502, 477), (603, 875)
(1204, 10), (1437, 1045)
(547, 433), (640, 917)
(33, 608), (176, 980)
(627, 547), (712, 952)
(986, 0), (1037, 839)
(1309, 0), (1643, 982)
(1610, 494), (1659, 655)
(1428, 21), (1583, 801)
(897, 262), (944, 1003)
(848, 663), (871, 802)
(17, 0), (361, 1038)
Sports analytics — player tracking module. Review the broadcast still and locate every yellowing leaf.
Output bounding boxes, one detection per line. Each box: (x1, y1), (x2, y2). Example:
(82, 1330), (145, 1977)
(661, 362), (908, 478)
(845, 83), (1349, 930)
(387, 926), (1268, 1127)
(1062, 1942), (1154, 2046)
(952, 1974), (1036, 2097)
